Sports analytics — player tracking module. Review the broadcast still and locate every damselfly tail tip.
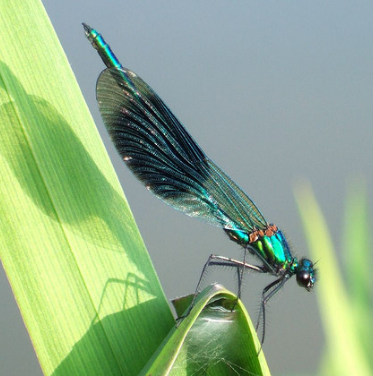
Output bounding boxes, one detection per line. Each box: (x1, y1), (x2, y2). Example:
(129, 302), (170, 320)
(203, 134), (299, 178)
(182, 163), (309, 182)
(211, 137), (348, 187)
(82, 23), (92, 36)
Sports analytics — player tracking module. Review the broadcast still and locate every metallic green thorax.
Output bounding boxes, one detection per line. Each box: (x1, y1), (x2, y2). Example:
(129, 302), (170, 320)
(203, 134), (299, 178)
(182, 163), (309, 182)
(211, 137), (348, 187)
(227, 225), (316, 290)
(252, 230), (292, 266)
(225, 227), (294, 270)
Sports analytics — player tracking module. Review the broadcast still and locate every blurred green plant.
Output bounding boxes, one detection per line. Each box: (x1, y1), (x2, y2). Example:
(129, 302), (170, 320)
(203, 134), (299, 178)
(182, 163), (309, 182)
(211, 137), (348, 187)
(295, 180), (372, 376)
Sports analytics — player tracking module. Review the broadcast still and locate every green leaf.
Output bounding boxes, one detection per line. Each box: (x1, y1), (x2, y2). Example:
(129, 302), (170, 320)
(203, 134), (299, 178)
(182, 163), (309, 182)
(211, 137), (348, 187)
(142, 284), (271, 376)
(0, 1), (173, 375)
(295, 181), (371, 376)
(343, 179), (373, 364)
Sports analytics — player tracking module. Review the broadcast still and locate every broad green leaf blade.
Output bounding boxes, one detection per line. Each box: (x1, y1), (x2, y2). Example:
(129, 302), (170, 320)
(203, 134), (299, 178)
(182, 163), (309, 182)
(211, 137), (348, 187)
(0, 1), (173, 375)
(295, 182), (371, 376)
(142, 284), (271, 376)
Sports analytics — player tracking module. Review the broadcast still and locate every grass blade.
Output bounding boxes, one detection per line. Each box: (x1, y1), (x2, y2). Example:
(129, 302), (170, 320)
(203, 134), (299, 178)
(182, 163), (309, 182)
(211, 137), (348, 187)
(295, 181), (371, 376)
(0, 1), (173, 375)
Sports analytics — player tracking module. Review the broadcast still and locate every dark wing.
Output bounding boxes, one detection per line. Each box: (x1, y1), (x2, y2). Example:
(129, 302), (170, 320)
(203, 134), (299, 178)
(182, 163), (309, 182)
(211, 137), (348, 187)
(96, 67), (267, 232)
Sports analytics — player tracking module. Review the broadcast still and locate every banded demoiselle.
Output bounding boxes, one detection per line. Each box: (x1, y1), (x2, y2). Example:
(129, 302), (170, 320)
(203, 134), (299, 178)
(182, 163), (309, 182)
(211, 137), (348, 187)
(83, 23), (316, 343)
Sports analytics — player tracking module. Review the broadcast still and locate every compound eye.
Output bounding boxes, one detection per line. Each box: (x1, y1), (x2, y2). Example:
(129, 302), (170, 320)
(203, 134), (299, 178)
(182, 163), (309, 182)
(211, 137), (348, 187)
(296, 270), (311, 289)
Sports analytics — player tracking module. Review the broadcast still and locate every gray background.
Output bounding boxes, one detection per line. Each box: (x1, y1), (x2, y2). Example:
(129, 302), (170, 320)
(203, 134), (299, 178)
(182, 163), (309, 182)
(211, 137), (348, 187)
(1, 1), (373, 375)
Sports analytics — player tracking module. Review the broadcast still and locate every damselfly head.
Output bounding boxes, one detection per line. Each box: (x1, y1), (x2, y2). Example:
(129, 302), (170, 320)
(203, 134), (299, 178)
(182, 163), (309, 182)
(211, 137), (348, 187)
(296, 258), (316, 291)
